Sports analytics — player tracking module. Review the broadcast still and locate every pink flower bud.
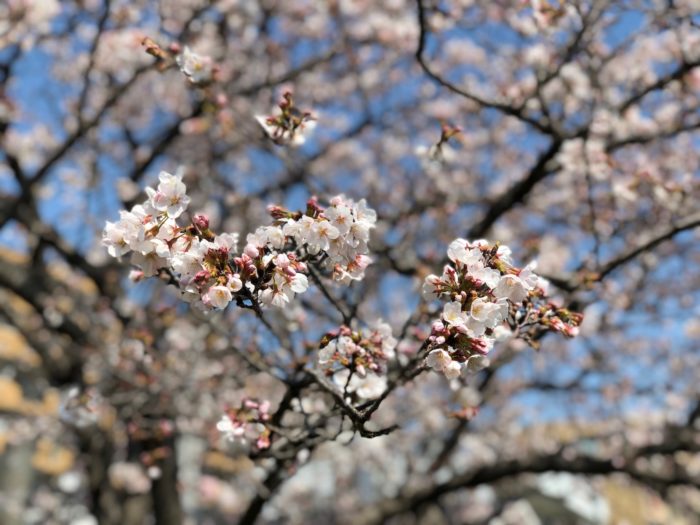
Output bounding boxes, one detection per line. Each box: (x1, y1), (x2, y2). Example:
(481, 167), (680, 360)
(550, 317), (565, 331)
(193, 214), (209, 231)
(273, 253), (290, 269)
(469, 337), (491, 355)
(256, 434), (270, 450)
(564, 326), (580, 337)
(267, 205), (286, 219)
(193, 270), (211, 285)
(306, 196), (322, 214)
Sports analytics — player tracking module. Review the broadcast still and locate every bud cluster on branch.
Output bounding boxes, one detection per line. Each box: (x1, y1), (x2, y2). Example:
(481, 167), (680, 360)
(317, 322), (398, 399)
(255, 92), (317, 146)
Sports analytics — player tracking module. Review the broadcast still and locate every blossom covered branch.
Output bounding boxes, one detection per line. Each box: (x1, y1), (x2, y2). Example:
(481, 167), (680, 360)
(103, 170), (376, 310)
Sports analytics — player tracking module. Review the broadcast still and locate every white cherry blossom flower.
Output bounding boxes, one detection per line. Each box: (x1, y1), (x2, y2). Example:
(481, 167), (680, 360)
(465, 355), (490, 374)
(447, 238), (483, 265)
(102, 221), (131, 257)
(314, 220), (340, 250)
(444, 360), (462, 380)
(426, 348), (462, 379)
(204, 285), (232, 309)
(289, 273), (309, 294)
(147, 170), (190, 219)
(493, 274), (530, 303)
(176, 46), (214, 84)
(324, 203), (353, 235)
(467, 261), (501, 289)
(470, 297), (505, 327)
(442, 301), (468, 328)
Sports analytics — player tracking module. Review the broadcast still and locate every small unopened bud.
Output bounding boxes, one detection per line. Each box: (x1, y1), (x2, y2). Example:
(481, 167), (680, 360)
(244, 244), (259, 259)
(193, 214), (209, 231)
(440, 123), (461, 141)
(280, 91), (293, 109)
(267, 205), (287, 219)
(143, 37), (170, 61)
(306, 197), (322, 217)
(431, 320), (445, 333)
(193, 270), (211, 285)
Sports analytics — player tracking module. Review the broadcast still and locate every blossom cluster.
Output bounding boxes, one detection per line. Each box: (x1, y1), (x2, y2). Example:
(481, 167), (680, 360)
(423, 239), (581, 379)
(102, 171), (376, 310)
(318, 322), (397, 399)
(277, 194), (376, 284)
(102, 170), (192, 275)
(318, 322), (397, 377)
(256, 91), (316, 146)
(216, 399), (271, 450)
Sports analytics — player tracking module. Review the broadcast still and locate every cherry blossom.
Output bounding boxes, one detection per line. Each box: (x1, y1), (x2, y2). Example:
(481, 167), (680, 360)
(175, 46), (215, 85)
(423, 239), (581, 379)
(103, 174), (377, 312)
